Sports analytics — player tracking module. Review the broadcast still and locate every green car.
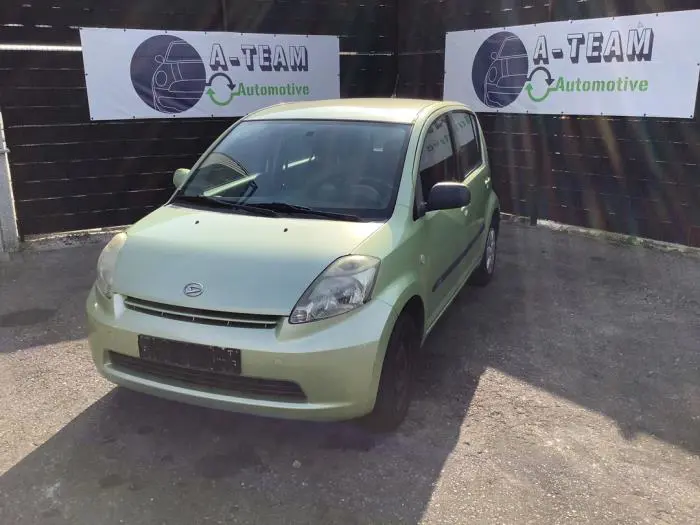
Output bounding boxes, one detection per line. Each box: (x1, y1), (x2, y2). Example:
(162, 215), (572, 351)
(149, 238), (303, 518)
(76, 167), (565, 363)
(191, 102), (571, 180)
(87, 98), (500, 431)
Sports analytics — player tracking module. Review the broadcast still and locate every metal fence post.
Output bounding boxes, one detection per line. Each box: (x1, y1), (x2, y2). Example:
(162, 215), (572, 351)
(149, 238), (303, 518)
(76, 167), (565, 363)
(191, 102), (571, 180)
(0, 110), (20, 253)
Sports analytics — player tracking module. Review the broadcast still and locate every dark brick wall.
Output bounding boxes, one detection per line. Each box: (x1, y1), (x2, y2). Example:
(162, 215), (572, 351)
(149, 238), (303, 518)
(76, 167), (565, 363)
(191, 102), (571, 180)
(0, 0), (397, 235)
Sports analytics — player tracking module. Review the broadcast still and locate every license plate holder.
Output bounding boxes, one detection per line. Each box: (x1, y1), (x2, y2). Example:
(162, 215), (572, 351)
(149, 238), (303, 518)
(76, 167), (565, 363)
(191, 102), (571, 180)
(138, 335), (241, 375)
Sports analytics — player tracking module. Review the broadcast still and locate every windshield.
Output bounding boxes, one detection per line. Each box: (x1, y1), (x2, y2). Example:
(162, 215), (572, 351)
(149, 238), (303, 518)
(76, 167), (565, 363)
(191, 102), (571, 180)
(176, 119), (411, 221)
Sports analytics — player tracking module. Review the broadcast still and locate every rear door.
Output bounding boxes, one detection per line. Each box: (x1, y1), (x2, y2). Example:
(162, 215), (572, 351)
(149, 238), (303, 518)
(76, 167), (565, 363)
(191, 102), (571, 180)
(447, 110), (490, 271)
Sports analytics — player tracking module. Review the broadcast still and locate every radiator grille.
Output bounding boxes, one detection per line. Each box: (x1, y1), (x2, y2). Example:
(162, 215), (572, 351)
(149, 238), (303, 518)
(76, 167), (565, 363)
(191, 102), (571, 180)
(124, 296), (280, 329)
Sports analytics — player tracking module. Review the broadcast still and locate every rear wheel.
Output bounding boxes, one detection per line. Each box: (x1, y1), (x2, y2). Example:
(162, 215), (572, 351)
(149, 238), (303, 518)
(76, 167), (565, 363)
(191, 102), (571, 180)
(359, 313), (418, 433)
(470, 217), (498, 287)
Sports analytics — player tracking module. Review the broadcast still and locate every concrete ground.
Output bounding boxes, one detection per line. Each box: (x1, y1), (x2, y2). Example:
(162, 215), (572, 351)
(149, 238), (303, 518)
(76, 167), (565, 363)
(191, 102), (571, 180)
(0, 222), (698, 525)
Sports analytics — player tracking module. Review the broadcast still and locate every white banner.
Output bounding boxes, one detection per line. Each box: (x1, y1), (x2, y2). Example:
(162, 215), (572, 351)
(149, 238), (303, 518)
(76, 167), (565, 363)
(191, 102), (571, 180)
(79, 28), (340, 121)
(444, 10), (700, 118)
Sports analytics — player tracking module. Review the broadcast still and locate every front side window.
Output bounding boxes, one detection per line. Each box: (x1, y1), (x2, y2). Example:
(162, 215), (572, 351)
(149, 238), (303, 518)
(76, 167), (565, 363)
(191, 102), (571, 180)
(417, 114), (457, 199)
(177, 119), (411, 221)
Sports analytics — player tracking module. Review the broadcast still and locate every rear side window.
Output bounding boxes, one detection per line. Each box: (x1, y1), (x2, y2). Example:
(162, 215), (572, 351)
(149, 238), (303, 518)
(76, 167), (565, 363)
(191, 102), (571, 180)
(418, 115), (457, 198)
(449, 111), (482, 175)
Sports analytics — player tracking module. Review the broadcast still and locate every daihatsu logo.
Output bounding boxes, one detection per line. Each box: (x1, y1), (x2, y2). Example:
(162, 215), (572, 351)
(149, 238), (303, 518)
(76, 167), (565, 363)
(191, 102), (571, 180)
(183, 283), (204, 297)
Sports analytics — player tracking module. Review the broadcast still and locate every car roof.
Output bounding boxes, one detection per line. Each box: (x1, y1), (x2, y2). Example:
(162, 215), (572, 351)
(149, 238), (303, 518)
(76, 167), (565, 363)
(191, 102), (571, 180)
(244, 98), (464, 124)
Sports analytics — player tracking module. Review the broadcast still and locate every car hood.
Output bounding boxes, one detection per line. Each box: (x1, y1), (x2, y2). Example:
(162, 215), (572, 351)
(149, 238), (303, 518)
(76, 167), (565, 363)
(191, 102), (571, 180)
(113, 205), (384, 315)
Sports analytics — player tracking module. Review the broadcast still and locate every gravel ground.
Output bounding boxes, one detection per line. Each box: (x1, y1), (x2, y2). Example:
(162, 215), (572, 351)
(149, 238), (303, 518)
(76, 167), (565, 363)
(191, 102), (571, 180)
(0, 222), (698, 525)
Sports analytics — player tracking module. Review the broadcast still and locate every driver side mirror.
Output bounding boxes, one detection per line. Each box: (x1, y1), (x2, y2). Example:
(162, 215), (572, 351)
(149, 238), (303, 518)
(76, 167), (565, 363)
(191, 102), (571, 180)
(424, 182), (471, 213)
(155, 54), (165, 64)
(173, 168), (190, 189)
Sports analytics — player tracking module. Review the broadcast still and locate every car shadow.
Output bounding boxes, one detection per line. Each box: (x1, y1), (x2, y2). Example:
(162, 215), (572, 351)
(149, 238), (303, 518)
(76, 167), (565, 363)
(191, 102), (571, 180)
(0, 223), (517, 524)
(1, 223), (698, 524)
(0, 276), (494, 524)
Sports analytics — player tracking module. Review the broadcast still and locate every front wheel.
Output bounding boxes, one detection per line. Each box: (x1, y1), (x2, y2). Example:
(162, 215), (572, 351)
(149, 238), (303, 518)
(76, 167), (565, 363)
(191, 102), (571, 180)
(358, 314), (417, 433)
(470, 219), (498, 287)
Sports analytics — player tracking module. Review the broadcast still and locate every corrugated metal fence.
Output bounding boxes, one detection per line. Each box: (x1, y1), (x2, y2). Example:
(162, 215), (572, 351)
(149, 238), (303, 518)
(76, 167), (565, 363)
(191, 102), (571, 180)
(1, 0), (699, 247)
(397, 0), (700, 247)
(0, 0), (396, 235)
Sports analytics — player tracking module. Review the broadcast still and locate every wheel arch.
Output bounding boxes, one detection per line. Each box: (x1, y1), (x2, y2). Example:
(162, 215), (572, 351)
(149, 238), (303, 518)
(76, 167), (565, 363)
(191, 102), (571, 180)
(369, 280), (426, 380)
(386, 285), (426, 344)
(492, 205), (501, 232)
(397, 295), (425, 347)
(486, 191), (501, 232)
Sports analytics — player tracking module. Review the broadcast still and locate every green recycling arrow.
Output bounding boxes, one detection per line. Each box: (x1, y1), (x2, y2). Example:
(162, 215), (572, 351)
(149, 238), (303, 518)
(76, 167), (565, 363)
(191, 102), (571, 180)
(525, 82), (557, 103)
(206, 86), (236, 106)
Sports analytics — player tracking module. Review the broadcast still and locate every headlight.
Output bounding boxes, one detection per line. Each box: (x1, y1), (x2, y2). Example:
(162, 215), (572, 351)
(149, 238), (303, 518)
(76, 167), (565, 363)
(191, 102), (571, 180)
(289, 255), (380, 324)
(96, 232), (127, 299)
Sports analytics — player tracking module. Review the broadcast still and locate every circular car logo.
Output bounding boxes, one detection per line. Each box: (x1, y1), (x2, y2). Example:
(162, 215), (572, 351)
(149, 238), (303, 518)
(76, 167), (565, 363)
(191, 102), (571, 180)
(183, 283), (204, 297)
(130, 35), (206, 114)
(472, 31), (529, 109)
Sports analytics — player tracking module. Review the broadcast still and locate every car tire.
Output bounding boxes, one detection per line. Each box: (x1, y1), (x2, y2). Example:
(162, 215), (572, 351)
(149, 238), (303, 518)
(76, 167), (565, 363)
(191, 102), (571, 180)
(359, 313), (418, 433)
(470, 217), (498, 287)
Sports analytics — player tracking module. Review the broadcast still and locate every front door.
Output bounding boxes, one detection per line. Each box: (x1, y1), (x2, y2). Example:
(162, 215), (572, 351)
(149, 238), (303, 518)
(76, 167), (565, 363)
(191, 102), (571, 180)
(414, 113), (471, 326)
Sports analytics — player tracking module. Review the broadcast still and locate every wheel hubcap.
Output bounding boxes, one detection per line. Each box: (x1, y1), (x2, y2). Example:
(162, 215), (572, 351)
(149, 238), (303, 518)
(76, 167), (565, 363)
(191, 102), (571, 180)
(485, 229), (496, 274)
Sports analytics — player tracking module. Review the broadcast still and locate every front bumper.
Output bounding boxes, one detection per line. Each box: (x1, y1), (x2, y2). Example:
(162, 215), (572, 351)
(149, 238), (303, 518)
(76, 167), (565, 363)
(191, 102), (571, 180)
(86, 287), (397, 421)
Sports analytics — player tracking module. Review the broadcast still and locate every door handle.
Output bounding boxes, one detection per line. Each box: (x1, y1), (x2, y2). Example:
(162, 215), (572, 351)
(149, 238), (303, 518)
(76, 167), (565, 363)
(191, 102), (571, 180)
(484, 177), (491, 187)
(461, 206), (469, 217)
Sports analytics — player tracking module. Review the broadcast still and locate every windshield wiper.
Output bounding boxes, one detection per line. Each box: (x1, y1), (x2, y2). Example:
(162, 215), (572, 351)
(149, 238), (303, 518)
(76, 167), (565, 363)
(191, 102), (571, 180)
(172, 195), (279, 217)
(249, 202), (362, 222)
